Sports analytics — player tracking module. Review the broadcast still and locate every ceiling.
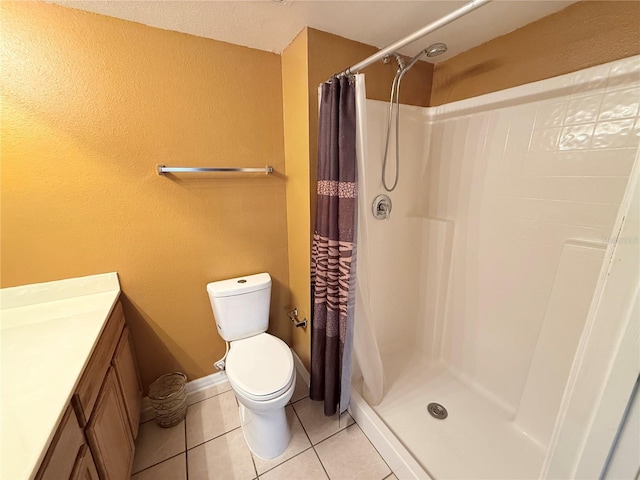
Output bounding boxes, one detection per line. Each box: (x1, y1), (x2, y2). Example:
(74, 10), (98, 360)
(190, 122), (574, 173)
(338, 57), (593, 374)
(48, 0), (579, 63)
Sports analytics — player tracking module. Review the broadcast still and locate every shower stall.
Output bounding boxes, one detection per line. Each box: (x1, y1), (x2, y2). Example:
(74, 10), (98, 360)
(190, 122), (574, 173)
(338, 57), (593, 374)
(350, 55), (640, 479)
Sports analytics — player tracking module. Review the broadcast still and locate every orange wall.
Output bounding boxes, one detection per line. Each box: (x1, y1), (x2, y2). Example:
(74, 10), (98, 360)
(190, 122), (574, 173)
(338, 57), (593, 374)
(281, 28), (433, 369)
(432, 0), (640, 105)
(0, 1), (289, 392)
(307, 28), (433, 227)
(6, 0), (628, 388)
(282, 29), (312, 369)
(307, 28), (433, 109)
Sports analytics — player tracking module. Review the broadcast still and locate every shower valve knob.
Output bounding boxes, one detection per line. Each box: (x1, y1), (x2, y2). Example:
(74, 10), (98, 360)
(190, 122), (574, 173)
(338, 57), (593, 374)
(372, 194), (392, 220)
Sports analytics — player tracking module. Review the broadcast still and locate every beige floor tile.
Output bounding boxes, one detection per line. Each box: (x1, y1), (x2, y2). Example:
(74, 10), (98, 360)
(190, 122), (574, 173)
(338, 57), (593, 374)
(252, 405), (312, 474)
(289, 373), (310, 404)
(131, 453), (186, 480)
(384, 474), (399, 480)
(187, 381), (233, 406)
(315, 425), (391, 480)
(260, 449), (328, 480)
(132, 419), (186, 474)
(293, 397), (354, 444)
(187, 428), (256, 480)
(186, 390), (240, 448)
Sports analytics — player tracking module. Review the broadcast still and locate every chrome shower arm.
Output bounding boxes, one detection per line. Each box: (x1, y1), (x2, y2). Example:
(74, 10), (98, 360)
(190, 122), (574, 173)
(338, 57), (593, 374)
(334, 0), (492, 78)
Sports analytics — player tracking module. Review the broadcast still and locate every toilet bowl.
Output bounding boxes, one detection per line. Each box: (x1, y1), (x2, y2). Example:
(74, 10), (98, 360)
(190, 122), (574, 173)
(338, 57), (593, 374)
(206, 273), (295, 459)
(225, 332), (295, 459)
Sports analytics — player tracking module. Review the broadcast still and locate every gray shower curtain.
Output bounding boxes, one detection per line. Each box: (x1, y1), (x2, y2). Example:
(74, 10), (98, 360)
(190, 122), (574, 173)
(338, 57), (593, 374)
(310, 75), (357, 417)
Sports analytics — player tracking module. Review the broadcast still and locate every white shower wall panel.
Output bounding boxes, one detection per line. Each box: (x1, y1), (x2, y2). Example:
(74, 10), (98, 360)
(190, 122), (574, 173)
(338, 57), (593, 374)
(360, 101), (431, 355)
(421, 57), (640, 416)
(358, 55), (640, 480)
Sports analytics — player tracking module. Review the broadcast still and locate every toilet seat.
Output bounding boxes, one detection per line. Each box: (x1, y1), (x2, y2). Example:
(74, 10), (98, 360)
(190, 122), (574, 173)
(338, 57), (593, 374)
(226, 333), (294, 401)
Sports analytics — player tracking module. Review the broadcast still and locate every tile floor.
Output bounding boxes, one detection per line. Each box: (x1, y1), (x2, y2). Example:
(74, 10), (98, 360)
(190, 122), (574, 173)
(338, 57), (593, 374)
(132, 374), (398, 479)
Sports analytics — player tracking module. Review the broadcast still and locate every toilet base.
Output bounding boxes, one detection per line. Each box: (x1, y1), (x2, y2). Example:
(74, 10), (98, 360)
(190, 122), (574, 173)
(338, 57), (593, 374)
(239, 403), (291, 459)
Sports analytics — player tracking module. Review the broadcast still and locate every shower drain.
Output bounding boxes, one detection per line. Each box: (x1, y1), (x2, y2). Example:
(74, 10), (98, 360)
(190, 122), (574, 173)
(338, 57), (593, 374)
(427, 402), (448, 420)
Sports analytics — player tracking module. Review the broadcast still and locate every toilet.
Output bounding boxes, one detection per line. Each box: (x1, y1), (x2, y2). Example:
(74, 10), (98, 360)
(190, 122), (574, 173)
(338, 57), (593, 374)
(206, 273), (295, 459)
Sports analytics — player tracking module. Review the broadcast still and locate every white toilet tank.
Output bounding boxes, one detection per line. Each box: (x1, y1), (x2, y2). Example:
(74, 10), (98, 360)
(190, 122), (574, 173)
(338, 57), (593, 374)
(206, 273), (272, 342)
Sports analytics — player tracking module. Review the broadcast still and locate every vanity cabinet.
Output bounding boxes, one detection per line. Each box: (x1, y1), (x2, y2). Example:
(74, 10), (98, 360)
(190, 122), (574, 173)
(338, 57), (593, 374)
(86, 368), (134, 480)
(36, 300), (142, 480)
(70, 445), (100, 480)
(36, 406), (96, 480)
(113, 326), (142, 438)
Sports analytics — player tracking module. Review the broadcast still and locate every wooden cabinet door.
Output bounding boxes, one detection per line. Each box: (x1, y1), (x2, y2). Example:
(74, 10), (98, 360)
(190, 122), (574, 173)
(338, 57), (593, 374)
(86, 367), (134, 480)
(72, 302), (125, 426)
(112, 326), (143, 438)
(70, 445), (100, 480)
(36, 406), (85, 480)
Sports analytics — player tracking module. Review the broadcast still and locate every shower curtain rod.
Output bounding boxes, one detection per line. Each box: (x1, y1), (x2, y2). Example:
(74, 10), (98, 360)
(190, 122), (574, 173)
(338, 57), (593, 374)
(334, 0), (492, 79)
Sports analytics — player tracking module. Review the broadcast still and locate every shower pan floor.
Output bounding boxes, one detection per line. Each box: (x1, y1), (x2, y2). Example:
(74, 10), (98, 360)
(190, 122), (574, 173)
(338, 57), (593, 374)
(369, 353), (545, 480)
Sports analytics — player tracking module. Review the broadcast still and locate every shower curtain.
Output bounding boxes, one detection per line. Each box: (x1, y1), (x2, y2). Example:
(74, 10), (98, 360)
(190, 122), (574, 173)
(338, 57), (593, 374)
(352, 74), (385, 406)
(310, 74), (385, 416)
(310, 75), (358, 416)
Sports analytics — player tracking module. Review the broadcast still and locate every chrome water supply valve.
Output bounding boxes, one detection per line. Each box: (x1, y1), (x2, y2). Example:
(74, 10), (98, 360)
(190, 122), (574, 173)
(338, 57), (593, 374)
(288, 308), (307, 328)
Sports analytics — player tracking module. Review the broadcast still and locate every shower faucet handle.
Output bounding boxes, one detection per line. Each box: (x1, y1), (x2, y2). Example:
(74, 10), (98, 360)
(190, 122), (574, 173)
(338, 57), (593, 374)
(372, 194), (392, 220)
(377, 202), (390, 219)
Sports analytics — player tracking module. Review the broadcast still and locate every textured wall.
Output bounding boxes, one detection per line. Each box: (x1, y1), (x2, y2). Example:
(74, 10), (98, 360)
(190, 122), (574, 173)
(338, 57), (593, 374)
(432, 1), (640, 105)
(0, 1), (289, 392)
(307, 27), (433, 230)
(307, 28), (433, 109)
(282, 29), (312, 369)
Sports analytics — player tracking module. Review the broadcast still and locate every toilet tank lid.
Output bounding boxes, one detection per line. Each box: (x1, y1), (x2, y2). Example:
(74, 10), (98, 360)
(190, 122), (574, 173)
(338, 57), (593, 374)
(207, 273), (271, 298)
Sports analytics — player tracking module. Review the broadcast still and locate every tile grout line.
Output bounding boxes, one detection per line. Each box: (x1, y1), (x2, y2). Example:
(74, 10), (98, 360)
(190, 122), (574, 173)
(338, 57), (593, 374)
(186, 425), (243, 452)
(156, 383), (393, 479)
(184, 412), (189, 480)
(249, 448), (259, 480)
(291, 400), (332, 480)
(136, 384), (311, 478)
(183, 390), (240, 450)
(139, 386), (233, 426)
(343, 422), (394, 479)
(186, 386), (233, 408)
(298, 406), (395, 480)
(237, 396), (261, 480)
(306, 410), (356, 448)
(311, 422), (394, 480)
(131, 450), (185, 477)
(249, 399), (313, 477)
(256, 445), (315, 477)
(138, 390), (394, 479)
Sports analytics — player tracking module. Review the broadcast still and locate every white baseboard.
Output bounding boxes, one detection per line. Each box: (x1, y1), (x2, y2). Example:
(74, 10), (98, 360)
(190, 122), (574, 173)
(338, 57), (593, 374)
(141, 351), (308, 424)
(185, 370), (228, 395)
(140, 397), (154, 423)
(140, 371), (228, 424)
(291, 348), (310, 386)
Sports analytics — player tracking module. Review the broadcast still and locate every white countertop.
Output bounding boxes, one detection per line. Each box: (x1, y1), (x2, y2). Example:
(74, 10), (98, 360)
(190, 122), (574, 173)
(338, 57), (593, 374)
(1, 273), (121, 480)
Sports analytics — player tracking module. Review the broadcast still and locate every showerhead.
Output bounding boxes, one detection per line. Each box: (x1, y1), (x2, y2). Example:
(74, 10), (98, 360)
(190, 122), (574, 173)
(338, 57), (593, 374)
(425, 42), (448, 58)
(399, 42), (448, 76)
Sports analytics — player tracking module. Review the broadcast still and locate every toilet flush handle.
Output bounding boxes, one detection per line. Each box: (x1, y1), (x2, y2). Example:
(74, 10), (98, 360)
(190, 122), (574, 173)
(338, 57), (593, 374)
(288, 308), (308, 329)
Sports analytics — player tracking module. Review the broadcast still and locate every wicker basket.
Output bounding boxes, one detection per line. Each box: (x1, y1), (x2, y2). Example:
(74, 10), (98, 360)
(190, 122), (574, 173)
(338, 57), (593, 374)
(148, 372), (187, 428)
